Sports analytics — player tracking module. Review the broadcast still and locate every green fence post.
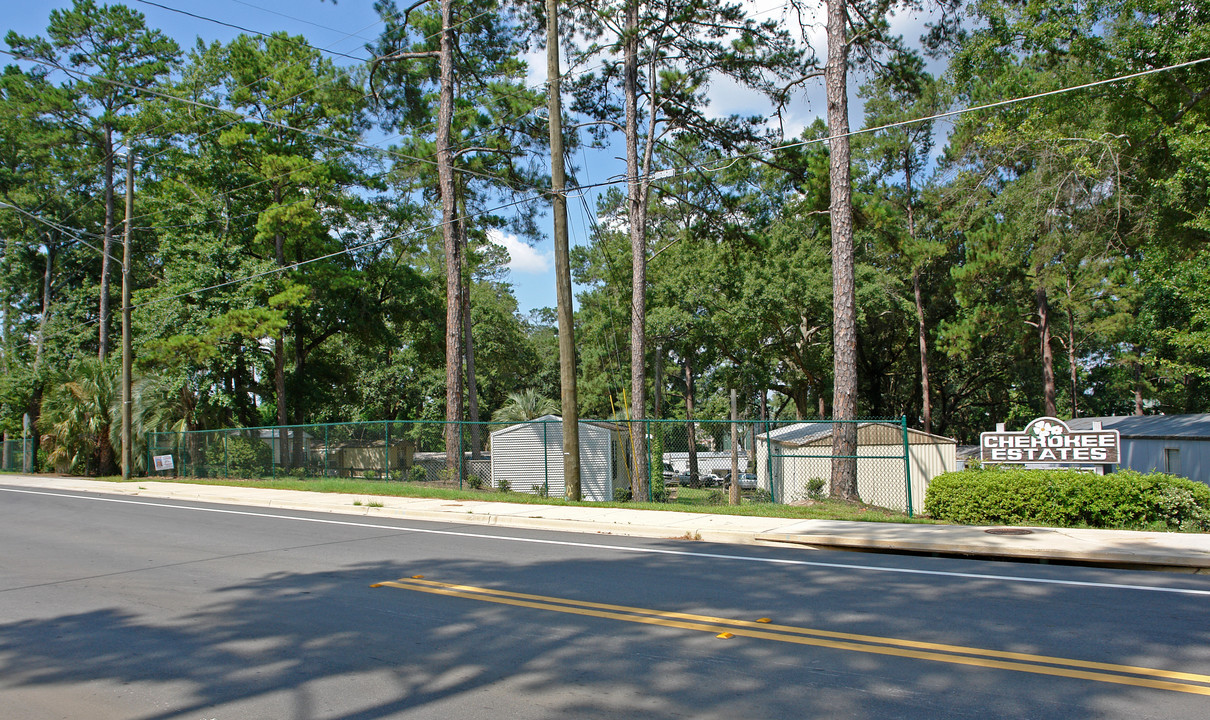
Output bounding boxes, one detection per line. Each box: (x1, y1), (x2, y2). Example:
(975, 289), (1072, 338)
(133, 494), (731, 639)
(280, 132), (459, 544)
(765, 418), (775, 504)
(147, 432), (154, 477)
(543, 420), (549, 493)
(902, 414), (913, 518)
(646, 420), (653, 501)
(458, 422), (464, 489)
(384, 420), (390, 481)
(224, 434), (229, 479)
(324, 424), (330, 478)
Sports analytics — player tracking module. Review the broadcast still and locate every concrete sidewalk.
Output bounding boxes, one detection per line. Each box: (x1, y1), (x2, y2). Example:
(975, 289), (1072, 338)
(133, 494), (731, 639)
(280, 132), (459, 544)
(4, 474), (1210, 572)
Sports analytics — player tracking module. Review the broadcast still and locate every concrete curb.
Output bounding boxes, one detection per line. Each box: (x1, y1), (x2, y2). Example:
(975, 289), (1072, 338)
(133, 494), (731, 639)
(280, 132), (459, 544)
(5, 474), (1210, 571)
(754, 531), (1210, 571)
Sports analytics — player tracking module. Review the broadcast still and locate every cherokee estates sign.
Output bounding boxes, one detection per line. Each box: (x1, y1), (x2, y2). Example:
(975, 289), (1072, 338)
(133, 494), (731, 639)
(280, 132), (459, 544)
(980, 417), (1120, 464)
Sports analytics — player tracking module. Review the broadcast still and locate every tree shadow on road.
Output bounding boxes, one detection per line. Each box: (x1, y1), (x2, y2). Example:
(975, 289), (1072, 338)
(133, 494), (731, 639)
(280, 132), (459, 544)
(1, 540), (1208, 719)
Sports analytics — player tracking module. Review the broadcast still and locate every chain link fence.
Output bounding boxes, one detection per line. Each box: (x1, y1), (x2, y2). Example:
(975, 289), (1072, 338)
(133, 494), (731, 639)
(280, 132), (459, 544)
(1, 439), (33, 473)
(148, 416), (950, 515)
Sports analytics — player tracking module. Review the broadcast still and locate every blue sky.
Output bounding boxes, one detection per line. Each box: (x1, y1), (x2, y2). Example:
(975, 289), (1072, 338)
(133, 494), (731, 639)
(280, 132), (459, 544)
(5, 0), (943, 313)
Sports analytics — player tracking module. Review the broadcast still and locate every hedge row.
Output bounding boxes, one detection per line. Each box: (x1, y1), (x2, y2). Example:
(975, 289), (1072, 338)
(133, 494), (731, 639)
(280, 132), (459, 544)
(924, 469), (1210, 531)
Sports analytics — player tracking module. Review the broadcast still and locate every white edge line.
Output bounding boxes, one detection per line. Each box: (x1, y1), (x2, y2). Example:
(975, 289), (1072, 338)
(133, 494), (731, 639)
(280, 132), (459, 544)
(4, 486), (1210, 597)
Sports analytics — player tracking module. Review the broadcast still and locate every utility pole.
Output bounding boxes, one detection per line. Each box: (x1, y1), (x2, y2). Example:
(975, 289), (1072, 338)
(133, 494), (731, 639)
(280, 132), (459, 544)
(121, 149), (134, 480)
(546, 0), (581, 500)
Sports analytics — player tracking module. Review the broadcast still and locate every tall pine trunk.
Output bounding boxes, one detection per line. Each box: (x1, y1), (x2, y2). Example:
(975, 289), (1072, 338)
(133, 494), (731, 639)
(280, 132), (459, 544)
(460, 195), (481, 460)
(904, 155), (931, 435)
(274, 224), (289, 468)
(685, 357), (698, 486)
(29, 240), (55, 470)
(826, 0), (858, 500)
(1067, 306), (1078, 418)
(1036, 282), (1057, 416)
(1134, 347), (1145, 415)
(624, 0), (647, 500)
(438, 0), (464, 476)
(99, 126), (115, 359)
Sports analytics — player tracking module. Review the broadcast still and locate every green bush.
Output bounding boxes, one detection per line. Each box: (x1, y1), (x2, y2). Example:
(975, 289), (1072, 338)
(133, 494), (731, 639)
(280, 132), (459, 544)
(748, 489), (772, 504)
(806, 477), (826, 500)
(225, 436), (272, 476)
(407, 466), (427, 483)
(924, 469), (1210, 531)
(613, 487), (632, 502)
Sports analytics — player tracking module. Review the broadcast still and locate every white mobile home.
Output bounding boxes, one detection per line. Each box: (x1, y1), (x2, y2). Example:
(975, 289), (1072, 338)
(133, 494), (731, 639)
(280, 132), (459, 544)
(489, 416), (630, 501)
(755, 422), (956, 513)
(1067, 414), (1210, 483)
(663, 451), (750, 478)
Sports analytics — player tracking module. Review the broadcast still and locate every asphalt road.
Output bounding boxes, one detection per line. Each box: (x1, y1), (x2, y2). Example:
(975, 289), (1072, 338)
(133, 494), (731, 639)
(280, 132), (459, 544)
(2, 485), (1209, 720)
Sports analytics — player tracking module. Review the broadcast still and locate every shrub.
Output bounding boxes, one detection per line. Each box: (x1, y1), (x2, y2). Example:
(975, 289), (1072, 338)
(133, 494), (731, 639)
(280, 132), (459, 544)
(466, 474), (484, 490)
(613, 487), (632, 502)
(748, 489), (772, 504)
(705, 489), (725, 505)
(225, 436), (272, 476)
(806, 477), (826, 500)
(497, 478), (511, 493)
(537, 481), (550, 498)
(407, 466), (427, 483)
(924, 469), (1210, 531)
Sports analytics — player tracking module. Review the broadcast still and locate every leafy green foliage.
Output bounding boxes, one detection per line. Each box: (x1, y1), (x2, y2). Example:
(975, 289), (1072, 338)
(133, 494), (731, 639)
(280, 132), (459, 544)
(924, 469), (1210, 531)
(490, 390), (559, 423)
(224, 436), (273, 476)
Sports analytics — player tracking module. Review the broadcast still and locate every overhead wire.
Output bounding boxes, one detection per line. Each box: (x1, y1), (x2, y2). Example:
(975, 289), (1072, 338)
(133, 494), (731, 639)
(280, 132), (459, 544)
(8, 48), (1206, 269)
(9, 2), (393, 231)
(132, 0), (367, 62)
(5, 18), (1207, 353)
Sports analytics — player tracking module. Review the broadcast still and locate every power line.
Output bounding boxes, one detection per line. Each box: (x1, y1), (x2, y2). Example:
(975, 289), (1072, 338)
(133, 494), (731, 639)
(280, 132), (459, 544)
(0, 202), (121, 264)
(128, 191), (545, 311)
(700, 55), (1210, 178)
(8, 3), (389, 231)
(7, 39), (1206, 336)
(132, 0), (367, 62)
(225, 0), (382, 47)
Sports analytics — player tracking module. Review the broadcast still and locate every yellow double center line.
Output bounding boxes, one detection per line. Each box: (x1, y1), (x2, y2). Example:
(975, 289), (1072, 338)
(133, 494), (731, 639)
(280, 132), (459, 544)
(372, 577), (1210, 696)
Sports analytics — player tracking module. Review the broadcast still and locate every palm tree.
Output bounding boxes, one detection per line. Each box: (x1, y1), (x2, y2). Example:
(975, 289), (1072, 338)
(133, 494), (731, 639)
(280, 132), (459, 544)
(491, 390), (559, 424)
(41, 359), (188, 475)
(122, 374), (190, 474)
(40, 358), (120, 474)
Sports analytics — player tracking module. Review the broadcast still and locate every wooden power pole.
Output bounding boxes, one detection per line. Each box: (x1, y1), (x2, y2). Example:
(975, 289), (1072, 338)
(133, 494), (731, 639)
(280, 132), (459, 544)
(121, 149), (134, 480)
(546, 0), (581, 500)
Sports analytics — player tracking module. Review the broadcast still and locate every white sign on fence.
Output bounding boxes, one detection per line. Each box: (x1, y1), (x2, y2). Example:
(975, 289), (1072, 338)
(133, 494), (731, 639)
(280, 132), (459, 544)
(152, 454), (175, 471)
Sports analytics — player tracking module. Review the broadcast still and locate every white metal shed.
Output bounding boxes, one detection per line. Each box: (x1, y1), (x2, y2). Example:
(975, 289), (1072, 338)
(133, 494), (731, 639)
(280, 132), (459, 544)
(489, 415), (629, 501)
(755, 422), (956, 513)
(1068, 414), (1210, 483)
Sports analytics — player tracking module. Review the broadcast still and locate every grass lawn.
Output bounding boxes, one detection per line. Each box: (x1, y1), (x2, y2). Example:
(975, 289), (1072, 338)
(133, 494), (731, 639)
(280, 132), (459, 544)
(93, 474), (934, 524)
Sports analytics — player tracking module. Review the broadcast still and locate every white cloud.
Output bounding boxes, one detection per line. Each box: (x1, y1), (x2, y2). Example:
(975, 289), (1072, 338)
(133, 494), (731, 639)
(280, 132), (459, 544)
(489, 230), (552, 274)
